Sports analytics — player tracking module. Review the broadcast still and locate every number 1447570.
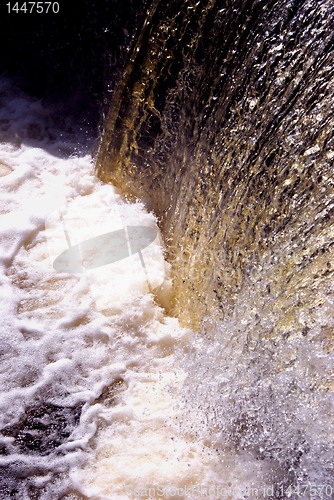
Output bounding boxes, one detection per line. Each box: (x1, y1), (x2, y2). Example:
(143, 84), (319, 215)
(6, 2), (60, 13)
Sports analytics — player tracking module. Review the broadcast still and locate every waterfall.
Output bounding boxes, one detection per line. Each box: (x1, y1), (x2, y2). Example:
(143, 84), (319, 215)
(97, 0), (334, 490)
(0, 0), (333, 497)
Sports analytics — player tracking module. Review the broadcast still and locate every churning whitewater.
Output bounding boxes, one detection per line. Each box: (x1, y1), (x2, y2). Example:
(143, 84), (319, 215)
(0, 78), (275, 499)
(2, 0), (333, 496)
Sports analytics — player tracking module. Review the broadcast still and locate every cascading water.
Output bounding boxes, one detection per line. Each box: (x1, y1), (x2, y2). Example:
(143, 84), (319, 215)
(0, 0), (333, 498)
(97, 0), (334, 496)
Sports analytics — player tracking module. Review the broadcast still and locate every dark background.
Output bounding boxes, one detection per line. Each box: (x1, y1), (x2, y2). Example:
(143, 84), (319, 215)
(0, 0), (147, 125)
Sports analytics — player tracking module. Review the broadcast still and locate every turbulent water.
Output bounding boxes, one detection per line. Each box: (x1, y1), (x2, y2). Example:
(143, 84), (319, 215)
(0, 78), (192, 498)
(0, 0), (333, 498)
(97, 0), (334, 496)
(0, 77), (273, 499)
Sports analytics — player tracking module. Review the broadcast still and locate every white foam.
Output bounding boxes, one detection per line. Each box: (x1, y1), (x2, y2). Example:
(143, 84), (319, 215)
(0, 77), (271, 498)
